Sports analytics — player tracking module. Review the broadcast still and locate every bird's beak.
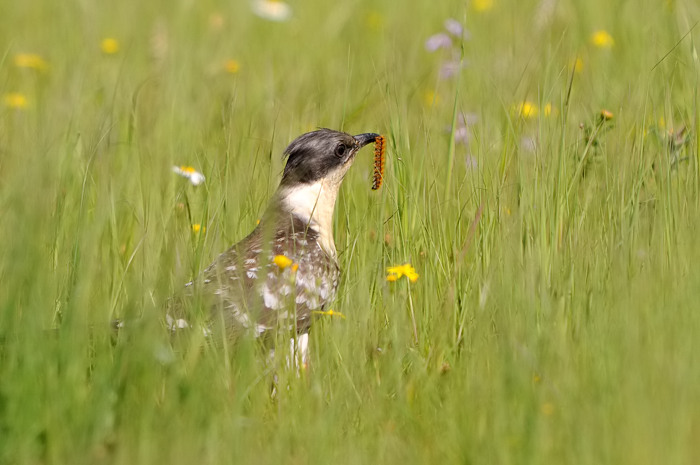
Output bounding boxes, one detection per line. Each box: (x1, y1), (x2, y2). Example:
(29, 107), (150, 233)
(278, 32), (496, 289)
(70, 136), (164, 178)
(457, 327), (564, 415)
(353, 133), (381, 149)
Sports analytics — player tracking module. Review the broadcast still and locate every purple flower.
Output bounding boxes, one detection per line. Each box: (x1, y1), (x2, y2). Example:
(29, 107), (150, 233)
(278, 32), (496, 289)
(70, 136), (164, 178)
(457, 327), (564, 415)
(459, 112), (479, 126)
(454, 126), (470, 144)
(425, 33), (452, 52)
(444, 19), (470, 39)
(444, 19), (463, 37)
(449, 112), (478, 144)
(439, 60), (468, 79)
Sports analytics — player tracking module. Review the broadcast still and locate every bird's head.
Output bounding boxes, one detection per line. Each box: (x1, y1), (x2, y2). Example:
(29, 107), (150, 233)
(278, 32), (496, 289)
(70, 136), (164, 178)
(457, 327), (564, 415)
(280, 129), (379, 187)
(272, 129), (379, 256)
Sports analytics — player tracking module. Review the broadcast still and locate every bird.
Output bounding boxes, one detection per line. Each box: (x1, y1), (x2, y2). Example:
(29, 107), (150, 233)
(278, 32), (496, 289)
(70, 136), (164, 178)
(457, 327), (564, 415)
(167, 129), (380, 366)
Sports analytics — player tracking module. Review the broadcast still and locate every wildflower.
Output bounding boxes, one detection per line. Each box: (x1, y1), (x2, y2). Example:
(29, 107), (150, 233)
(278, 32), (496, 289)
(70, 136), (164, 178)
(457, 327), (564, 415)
(273, 254), (293, 269)
(541, 402), (555, 416)
(3, 93), (28, 109)
(224, 59), (240, 74)
(252, 0), (292, 22)
(172, 165), (205, 186)
(313, 309), (346, 319)
(426, 18), (470, 84)
(444, 18), (469, 39)
(543, 103), (553, 116)
(572, 57), (584, 73)
(591, 30), (614, 48)
(472, 0), (494, 12)
(454, 125), (470, 144)
(439, 60), (467, 80)
(100, 38), (120, 54)
(192, 224), (206, 234)
(425, 33), (452, 52)
(460, 112), (479, 126)
(423, 90), (440, 107)
(365, 11), (384, 32)
(452, 112), (478, 144)
(13, 53), (48, 71)
(580, 110), (614, 148)
(513, 101), (538, 118)
(386, 263), (419, 283)
(521, 136), (537, 152)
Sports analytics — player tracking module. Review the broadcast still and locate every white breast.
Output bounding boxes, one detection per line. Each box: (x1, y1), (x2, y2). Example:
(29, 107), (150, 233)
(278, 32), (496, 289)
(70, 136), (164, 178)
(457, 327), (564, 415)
(278, 179), (340, 257)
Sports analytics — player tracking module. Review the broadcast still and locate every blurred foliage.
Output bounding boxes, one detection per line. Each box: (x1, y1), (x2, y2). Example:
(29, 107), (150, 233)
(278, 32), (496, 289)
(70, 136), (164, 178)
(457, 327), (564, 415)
(1, 0), (700, 463)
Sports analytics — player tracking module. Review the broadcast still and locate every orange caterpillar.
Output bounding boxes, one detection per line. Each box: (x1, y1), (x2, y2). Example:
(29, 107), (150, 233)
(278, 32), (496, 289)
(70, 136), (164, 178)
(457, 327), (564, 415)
(372, 135), (385, 190)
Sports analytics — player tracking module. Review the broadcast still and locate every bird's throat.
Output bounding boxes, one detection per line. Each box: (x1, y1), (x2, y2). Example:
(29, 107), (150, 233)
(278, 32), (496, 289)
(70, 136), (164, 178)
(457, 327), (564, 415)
(277, 178), (342, 257)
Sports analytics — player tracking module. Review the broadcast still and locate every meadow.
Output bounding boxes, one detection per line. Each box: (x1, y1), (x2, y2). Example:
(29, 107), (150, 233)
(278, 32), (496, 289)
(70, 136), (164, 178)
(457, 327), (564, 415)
(1, 0), (700, 463)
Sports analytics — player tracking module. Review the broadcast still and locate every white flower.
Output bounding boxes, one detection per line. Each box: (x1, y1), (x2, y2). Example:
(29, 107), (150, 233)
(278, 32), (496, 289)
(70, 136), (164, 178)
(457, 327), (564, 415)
(252, 0), (292, 22)
(520, 136), (537, 153)
(172, 165), (206, 186)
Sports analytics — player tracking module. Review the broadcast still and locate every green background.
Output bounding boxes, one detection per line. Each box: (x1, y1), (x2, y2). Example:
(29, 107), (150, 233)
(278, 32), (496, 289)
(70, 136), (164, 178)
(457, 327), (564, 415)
(1, 0), (699, 463)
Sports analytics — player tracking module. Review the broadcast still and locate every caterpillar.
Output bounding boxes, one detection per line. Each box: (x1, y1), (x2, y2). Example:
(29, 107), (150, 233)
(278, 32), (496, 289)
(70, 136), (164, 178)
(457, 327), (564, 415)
(372, 135), (385, 190)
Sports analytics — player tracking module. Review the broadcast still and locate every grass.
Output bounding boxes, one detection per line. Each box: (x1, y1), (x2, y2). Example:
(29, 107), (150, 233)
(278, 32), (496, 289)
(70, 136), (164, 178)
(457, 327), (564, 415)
(1, 0), (700, 463)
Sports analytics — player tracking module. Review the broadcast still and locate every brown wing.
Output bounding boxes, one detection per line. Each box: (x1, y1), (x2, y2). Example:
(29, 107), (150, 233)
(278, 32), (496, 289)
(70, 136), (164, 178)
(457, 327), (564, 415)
(167, 217), (339, 339)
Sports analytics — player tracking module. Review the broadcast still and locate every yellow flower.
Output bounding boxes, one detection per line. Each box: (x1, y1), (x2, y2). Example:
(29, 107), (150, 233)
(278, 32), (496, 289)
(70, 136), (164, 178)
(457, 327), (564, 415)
(100, 38), (120, 55)
(172, 165), (205, 186)
(591, 30), (614, 48)
(513, 101), (538, 118)
(224, 59), (240, 74)
(472, 0), (494, 11)
(366, 11), (384, 31)
(273, 254), (293, 269)
(4, 93), (28, 109)
(192, 224), (206, 234)
(13, 53), (48, 71)
(423, 90), (440, 108)
(543, 103), (552, 116)
(313, 309), (346, 319)
(572, 57), (584, 73)
(386, 263), (419, 283)
(601, 109), (614, 121)
(541, 402), (555, 416)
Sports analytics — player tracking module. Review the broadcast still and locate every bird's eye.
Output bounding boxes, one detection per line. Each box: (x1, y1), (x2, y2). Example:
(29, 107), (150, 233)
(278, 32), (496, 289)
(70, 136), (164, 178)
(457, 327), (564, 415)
(335, 144), (347, 158)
